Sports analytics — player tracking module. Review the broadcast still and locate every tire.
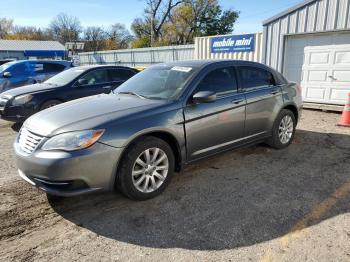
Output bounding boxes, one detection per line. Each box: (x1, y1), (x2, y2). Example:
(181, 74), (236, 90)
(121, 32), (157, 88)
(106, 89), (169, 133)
(266, 109), (296, 149)
(116, 136), (175, 201)
(41, 100), (62, 110)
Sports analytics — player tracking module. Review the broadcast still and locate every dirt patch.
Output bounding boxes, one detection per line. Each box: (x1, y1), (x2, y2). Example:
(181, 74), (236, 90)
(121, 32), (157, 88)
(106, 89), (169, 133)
(0, 110), (349, 261)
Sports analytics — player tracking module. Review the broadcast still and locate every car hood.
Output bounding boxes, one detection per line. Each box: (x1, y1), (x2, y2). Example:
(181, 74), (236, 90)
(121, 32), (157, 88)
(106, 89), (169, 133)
(24, 94), (165, 137)
(1, 83), (59, 97)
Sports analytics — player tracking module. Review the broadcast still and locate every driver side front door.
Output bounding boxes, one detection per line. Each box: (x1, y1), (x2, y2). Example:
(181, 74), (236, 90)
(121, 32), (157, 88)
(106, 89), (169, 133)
(68, 69), (112, 100)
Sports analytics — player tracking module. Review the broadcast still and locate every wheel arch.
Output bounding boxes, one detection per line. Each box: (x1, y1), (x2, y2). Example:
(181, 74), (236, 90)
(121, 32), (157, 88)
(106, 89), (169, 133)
(282, 103), (299, 122)
(40, 98), (65, 110)
(117, 130), (183, 176)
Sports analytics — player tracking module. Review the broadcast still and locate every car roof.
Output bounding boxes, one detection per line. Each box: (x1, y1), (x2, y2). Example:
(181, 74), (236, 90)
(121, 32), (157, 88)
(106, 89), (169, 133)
(6, 60), (72, 65)
(156, 59), (270, 69)
(73, 65), (137, 70)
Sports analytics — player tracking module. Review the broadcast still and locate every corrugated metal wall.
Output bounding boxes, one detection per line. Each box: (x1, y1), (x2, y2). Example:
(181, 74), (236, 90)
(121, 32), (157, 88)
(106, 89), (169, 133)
(78, 45), (194, 67)
(0, 51), (25, 60)
(263, 0), (350, 72)
(194, 33), (263, 62)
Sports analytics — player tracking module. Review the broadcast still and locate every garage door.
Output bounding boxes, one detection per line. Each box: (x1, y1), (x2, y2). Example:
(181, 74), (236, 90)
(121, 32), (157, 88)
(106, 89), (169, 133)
(301, 45), (350, 105)
(283, 32), (350, 105)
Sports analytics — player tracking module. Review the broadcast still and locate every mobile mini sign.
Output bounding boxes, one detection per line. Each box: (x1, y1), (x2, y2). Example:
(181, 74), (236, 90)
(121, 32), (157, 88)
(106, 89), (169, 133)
(210, 34), (255, 53)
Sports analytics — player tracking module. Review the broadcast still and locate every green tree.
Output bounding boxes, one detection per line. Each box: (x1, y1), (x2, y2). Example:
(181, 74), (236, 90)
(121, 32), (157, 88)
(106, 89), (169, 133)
(131, 0), (239, 47)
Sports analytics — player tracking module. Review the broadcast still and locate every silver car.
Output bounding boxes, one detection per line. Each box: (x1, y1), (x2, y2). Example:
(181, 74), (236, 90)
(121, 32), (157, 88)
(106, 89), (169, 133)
(14, 60), (302, 200)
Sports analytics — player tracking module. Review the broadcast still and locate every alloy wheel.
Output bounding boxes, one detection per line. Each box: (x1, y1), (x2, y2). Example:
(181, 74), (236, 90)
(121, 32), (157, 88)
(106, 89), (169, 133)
(132, 147), (169, 193)
(278, 115), (294, 144)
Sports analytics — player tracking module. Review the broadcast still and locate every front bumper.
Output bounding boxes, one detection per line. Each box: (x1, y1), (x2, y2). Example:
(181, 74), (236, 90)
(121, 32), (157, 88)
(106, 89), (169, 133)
(0, 103), (35, 122)
(15, 141), (123, 196)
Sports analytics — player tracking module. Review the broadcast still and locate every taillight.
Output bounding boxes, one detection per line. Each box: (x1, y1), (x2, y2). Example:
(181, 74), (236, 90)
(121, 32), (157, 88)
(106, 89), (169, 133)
(296, 84), (302, 93)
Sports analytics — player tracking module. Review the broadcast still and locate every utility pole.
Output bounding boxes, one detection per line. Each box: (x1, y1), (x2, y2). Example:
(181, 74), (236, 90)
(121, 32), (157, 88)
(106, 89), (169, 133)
(150, 17), (154, 47)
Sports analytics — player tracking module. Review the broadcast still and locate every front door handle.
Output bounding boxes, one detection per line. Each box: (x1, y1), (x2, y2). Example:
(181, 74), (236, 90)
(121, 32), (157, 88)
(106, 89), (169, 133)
(231, 98), (244, 104)
(102, 85), (112, 89)
(270, 90), (279, 95)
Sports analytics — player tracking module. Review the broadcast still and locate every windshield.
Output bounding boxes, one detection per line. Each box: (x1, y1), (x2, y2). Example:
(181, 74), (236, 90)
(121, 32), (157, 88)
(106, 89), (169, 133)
(0, 62), (16, 73)
(45, 67), (86, 85)
(115, 65), (198, 100)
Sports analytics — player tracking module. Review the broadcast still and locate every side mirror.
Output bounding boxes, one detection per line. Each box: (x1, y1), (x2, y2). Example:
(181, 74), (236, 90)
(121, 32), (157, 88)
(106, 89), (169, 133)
(77, 78), (88, 86)
(3, 72), (12, 78)
(192, 91), (217, 104)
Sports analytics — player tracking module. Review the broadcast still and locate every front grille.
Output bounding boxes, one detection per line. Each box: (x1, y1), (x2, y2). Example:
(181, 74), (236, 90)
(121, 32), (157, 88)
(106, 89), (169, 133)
(18, 128), (44, 154)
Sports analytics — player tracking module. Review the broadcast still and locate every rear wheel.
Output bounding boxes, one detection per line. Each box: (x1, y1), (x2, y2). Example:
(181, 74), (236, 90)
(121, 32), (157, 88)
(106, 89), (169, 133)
(41, 100), (62, 110)
(267, 109), (296, 149)
(116, 136), (175, 200)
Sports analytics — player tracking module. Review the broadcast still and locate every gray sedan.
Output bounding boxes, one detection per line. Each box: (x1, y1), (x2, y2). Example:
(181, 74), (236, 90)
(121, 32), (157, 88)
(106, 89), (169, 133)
(14, 60), (302, 200)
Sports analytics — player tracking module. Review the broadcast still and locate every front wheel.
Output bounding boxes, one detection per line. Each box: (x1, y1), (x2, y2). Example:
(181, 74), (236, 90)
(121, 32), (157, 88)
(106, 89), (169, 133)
(267, 109), (296, 149)
(116, 136), (175, 200)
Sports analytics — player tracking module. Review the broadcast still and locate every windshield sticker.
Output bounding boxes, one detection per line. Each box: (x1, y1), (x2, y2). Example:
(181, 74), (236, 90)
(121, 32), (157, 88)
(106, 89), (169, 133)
(171, 66), (192, 73)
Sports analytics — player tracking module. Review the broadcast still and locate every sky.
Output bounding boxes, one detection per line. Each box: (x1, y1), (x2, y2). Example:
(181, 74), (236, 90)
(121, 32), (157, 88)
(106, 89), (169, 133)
(0, 0), (303, 33)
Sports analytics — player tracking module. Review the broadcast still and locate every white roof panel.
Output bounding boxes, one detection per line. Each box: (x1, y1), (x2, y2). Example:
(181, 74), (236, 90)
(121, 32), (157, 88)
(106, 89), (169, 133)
(0, 40), (65, 51)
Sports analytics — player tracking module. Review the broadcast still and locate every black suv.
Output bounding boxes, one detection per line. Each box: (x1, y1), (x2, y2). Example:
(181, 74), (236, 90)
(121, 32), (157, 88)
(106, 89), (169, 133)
(0, 65), (138, 122)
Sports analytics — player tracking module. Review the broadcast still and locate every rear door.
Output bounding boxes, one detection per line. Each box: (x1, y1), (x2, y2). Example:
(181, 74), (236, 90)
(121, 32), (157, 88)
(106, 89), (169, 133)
(237, 66), (283, 138)
(68, 68), (111, 100)
(184, 66), (246, 161)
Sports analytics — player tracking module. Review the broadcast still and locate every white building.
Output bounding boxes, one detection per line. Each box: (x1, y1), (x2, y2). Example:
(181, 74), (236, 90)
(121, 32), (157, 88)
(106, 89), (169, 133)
(0, 40), (66, 60)
(263, 0), (350, 108)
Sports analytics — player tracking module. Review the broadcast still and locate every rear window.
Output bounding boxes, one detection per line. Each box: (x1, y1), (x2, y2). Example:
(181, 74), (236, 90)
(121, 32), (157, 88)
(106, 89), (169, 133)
(238, 66), (276, 90)
(43, 63), (66, 73)
(108, 69), (136, 81)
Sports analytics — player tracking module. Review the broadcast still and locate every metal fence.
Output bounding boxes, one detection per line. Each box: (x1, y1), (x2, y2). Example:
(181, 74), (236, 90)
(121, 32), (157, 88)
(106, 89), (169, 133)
(78, 45), (194, 67)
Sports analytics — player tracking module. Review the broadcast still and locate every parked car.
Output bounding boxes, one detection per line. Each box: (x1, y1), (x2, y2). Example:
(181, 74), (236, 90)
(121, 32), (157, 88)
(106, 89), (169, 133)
(0, 65), (139, 122)
(0, 59), (15, 66)
(0, 60), (72, 93)
(14, 60), (302, 200)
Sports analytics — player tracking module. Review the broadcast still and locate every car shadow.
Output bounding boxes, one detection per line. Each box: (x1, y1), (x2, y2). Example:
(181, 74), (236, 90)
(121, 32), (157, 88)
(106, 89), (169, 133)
(49, 129), (350, 251)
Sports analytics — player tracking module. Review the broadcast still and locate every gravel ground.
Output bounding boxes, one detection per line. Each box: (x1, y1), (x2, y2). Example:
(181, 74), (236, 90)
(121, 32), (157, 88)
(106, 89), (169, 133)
(0, 110), (350, 262)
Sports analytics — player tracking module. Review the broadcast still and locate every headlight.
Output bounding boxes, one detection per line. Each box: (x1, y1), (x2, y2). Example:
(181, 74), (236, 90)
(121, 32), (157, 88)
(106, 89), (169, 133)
(12, 94), (33, 106)
(41, 129), (105, 151)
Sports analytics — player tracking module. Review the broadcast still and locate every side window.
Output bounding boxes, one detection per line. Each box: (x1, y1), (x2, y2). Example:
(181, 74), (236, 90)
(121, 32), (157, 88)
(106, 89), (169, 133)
(108, 69), (136, 82)
(78, 69), (109, 86)
(8, 63), (30, 76)
(33, 63), (44, 74)
(195, 67), (237, 95)
(42, 63), (66, 73)
(238, 66), (276, 90)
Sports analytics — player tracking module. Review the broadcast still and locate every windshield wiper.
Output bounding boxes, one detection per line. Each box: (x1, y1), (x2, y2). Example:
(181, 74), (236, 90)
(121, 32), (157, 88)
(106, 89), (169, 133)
(117, 91), (147, 99)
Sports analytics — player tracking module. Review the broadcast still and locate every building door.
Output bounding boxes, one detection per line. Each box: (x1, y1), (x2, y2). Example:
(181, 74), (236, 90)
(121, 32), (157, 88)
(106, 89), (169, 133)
(283, 32), (350, 105)
(301, 44), (350, 105)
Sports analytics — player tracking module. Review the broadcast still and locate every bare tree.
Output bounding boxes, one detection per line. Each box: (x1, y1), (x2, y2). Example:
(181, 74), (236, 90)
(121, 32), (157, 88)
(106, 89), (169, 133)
(48, 13), (82, 44)
(107, 23), (133, 49)
(0, 18), (13, 38)
(11, 26), (52, 40)
(84, 26), (107, 51)
(145, 0), (183, 45)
